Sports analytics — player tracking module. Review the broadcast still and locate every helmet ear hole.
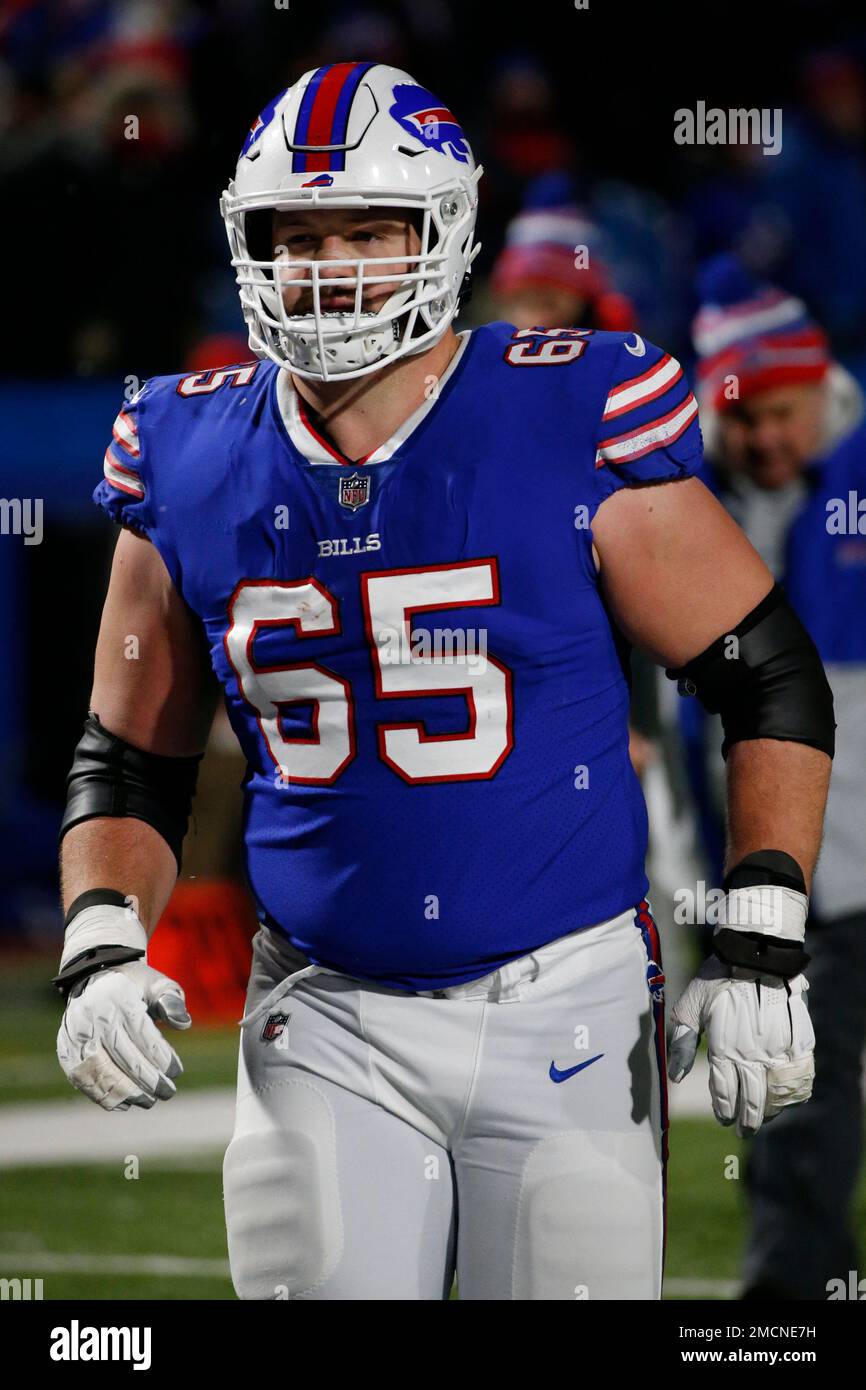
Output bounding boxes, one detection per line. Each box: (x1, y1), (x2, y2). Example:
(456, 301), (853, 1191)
(420, 210), (439, 255)
(245, 209), (275, 268)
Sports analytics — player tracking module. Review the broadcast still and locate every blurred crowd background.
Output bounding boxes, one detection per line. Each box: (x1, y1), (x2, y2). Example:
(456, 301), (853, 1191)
(4, 0), (866, 379)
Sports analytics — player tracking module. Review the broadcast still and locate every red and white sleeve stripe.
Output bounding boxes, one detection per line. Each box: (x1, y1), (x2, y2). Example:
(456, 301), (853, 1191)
(103, 405), (145, 498)
(111, 408), (141, 459)
(601, 353), (683, 422)
(103, 447), (144, 498)
(595, 392), (699, 469)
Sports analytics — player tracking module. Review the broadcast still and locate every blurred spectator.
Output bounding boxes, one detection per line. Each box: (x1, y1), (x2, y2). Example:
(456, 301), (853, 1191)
(483, 167), (693, 355)
(0, 0), (204, 375)
(477, 55), (578, 256)
(487, 171), (636, 331)
(762, 50), (866, 382)
(680, 49), (866, 387)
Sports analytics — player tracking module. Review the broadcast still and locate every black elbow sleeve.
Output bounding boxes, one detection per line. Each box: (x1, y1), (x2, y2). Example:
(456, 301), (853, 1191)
(666, 584), (836, 760)
(60, 713), (203, 870)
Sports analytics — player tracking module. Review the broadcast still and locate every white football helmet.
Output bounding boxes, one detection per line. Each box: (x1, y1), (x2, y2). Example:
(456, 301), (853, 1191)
(220, 62), (482, 381)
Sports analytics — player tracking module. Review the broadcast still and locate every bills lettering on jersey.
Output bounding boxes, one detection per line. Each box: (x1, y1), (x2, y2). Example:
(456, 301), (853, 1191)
(318, 534), (381, 557)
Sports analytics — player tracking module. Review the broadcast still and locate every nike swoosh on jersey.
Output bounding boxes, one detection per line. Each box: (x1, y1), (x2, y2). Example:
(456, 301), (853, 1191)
(548, 1053), (604, 1083)
(624, 333), (646, 356)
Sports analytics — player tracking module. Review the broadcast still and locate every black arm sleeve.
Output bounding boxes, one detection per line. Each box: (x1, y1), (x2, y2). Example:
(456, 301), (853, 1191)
(665, 584), (836, 760)
(60, 713), (203, 871)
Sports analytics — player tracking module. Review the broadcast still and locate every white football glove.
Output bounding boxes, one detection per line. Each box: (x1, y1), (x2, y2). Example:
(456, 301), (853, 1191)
(669, 879), (815, 1137)
(668, 956), (815, 1136)
(56, 899), (191, 1111)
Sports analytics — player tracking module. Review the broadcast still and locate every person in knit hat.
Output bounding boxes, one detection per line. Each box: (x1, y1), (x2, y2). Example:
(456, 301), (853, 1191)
(489, 172), (635, 331)
(692, 254), (837, 492)
(688, 254), (866, 1301)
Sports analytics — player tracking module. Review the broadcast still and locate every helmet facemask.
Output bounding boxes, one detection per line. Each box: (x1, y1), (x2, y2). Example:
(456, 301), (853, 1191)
(221, 178), (481, 382)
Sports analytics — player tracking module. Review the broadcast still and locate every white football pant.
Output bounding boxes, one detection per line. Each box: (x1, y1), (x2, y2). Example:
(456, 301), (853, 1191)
(223, 905), (668, 1300)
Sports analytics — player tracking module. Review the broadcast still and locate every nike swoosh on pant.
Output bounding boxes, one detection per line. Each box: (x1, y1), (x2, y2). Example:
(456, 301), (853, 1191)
(549, 1053), (604, 1083)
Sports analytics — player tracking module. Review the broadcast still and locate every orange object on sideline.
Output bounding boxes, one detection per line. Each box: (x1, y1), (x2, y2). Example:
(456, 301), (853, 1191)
(148, 880), (258, 1024)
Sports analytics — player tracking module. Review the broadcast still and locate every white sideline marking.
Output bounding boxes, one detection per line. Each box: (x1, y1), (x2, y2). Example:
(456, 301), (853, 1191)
(664, 1277), (738, 1299)
(668, 1054), (713, 1117)
(0, 1252), (736, 1297)
(0, 1251), (230, 1277)
(0, 1055), (722, 1169)
(0, 1088), (236, 1167)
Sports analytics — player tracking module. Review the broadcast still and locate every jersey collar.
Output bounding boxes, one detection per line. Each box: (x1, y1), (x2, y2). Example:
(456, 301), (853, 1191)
(274, 330), (472, 467)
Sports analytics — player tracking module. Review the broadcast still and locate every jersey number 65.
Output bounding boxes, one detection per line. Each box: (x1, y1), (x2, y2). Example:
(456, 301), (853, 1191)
(223, 558), (514, 786)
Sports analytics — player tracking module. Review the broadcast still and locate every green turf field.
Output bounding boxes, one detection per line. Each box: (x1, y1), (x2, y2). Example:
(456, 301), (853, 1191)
(6, 1118), (862, 1300)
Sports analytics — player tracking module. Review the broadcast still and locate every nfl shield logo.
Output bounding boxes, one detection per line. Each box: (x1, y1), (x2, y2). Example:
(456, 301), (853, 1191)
(261, 1011), (290, 1042)
(339, 471), (370, 511)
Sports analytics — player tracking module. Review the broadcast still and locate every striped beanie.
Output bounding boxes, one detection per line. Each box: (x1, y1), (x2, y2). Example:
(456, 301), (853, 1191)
(692, 254), (829, 411)
(491, 173), (634, 329)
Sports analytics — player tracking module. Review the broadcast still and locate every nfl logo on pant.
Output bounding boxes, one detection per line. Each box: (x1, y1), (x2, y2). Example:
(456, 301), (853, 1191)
(261, 1012), (290, 1042)
(339, 472), (370, 511)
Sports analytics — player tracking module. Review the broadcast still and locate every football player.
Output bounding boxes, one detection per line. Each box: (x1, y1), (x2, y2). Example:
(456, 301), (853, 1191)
(55, 63), (834, 1300)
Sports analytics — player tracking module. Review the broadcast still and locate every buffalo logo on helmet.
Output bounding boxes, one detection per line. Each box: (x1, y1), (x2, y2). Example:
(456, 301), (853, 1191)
(339, 472), (371, 511)
(240, 87), (288, 159)
(261, 1011), (290, 1042)
(389, 83), (471, 164)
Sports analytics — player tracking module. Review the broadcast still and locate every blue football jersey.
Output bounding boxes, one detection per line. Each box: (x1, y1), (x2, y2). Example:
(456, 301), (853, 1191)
(95, 323), (703, 989)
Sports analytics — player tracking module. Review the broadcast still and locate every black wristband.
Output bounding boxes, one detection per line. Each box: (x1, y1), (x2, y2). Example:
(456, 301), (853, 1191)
(723, 849), (807, 896)
(712, 929), (810, 979)
(52, 944), (146, 998)
(715, 850), (810, 977)
(64, 888), (130, 929)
